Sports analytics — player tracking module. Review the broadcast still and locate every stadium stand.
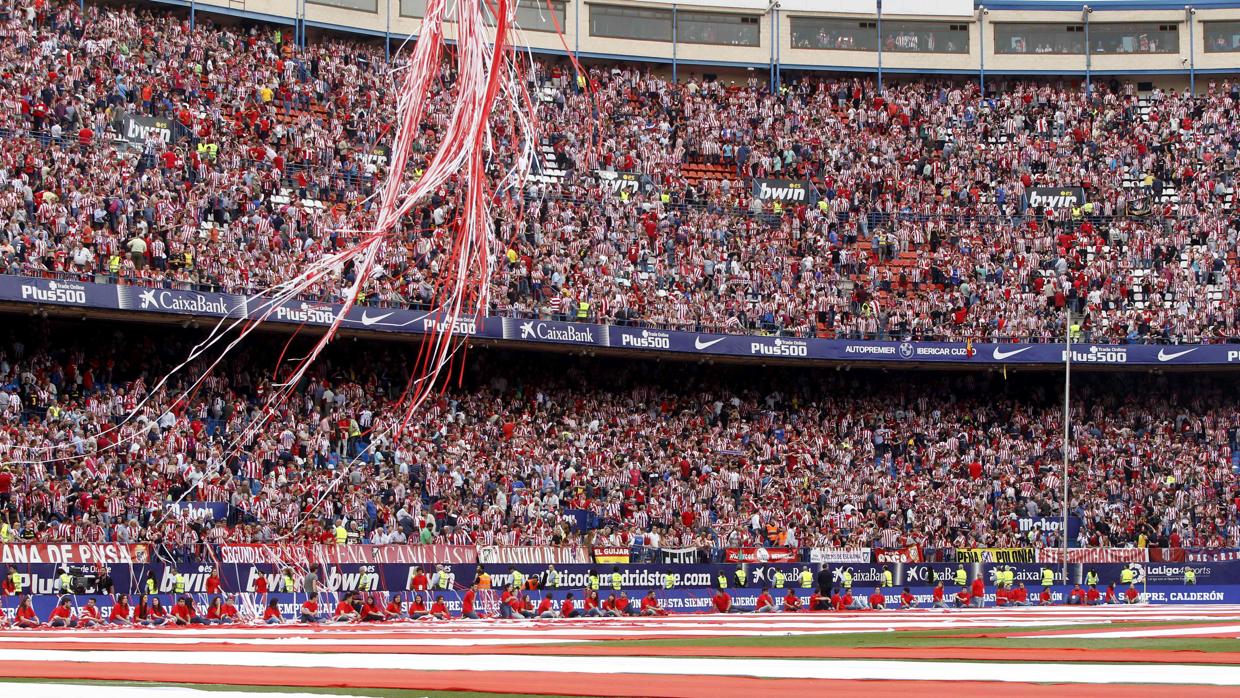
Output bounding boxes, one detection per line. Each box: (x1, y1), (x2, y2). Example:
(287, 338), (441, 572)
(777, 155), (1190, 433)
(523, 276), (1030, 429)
(0, 0), (1236, 563)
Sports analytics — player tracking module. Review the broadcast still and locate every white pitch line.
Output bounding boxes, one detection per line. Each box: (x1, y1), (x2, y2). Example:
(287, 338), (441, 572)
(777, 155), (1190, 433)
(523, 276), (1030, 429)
(0, 683), (368, 698)
(2, 649), (1240, 686)
(0, 635), (579, 646)
(1047, 624), (1240, 639)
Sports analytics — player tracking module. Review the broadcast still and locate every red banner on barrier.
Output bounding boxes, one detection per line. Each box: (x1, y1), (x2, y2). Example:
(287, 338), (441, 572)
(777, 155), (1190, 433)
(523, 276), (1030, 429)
(477, 545), (591, 565)
(0, 543), (150, 565)
(1037, 548), (1150, 564)
(723, 547), (799, 564)
(216, 544), (476, 566)
(875, 545), (924, 563)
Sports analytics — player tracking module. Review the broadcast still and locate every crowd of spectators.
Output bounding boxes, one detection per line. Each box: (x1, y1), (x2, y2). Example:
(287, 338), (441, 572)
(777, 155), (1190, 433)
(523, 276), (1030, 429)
(0, 0), (1238, 344)
(0, 320), (1236, 556)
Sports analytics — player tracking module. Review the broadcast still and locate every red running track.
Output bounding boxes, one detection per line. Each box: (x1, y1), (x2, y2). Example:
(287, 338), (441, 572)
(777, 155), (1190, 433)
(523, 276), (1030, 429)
(5, 661), (1240, 698)
(2, 640), (1238, 665)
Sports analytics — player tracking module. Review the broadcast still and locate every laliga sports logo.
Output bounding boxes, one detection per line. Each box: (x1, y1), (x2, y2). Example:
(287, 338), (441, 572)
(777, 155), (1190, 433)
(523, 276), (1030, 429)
(20, 280), (88, 305)
(620, 329), (671, 349)
(750, 338), (808, 357)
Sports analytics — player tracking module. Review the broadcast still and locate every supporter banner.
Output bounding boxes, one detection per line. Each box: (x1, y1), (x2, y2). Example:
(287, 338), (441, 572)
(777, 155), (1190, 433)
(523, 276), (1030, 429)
(724, 547), (798, 564)
(592, 547), (631, 564)
(1185, 550), (1240, 562)
(656, 547), (700, 565)
(0, 543), (150, 566)
(595, 170), (640, 195)
(1016, 516), (1081, 542)
(477, 546), (591, 565)
(957, 548), (1036, 564)
(118, 112), (182, 149)
(4, 276), (1240, 366)
(359, 144), (391, 169)
(1037, 548), (1149, 564)
(875, 545), (923, 564)
(164, 501), (229, 521)
(1027, 186), (1087, 210)
(752, 178), (817, 205)
(215, 544), (476, 566)
(809, 548), (872, 564)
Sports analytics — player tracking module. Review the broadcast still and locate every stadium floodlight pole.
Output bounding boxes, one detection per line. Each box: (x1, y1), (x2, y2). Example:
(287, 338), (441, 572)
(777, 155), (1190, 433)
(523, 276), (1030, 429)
(876, 0), (883, 95)
(1187, 6), (1197, 94)
(1083, 5), (1092, 98)
(1062, 304), (1071, 582)
(978, 6), (987, 96)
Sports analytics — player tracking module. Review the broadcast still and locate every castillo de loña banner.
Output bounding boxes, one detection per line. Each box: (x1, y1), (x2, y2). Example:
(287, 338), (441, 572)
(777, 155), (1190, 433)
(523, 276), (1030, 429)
(592, 547), (631, 564)
(809, 548), (872, 564)
(752, 178), (817, 205)
(956, 548), (1036, 564)
(1026, 186), (1087, 210)
(0, 543), (150, 566)
(724, 548), (799, 564)
(477, 546), (591, 565)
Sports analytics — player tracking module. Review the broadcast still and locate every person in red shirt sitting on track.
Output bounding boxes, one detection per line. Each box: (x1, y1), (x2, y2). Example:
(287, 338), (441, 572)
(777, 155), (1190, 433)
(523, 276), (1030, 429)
(615, 592), (637, 616)
(300, 594), (321, 623)
(932, 582), (947, 608)
(78, 598), (102, 627)
(954, 588), (971, 608)
(1125, 585), (1140, 604)
(408, 594), (429, 620)
(429, 595), (450, 619)
(712, 588), (733, 613)
(48, 597), (75, 627)
(384, 595), (405, 620)
(1068, 584), (1086, 605)
(221, 595), (240, 623)
(536, 594), (557, 619)
(1104, 583), (1117, 605)
(263, 598), (284, 624)
(560, 593), (579, 618)
(900, 587), (916, 609)
(995, 586), (1009, 607)
(1087, 585), (1102, 605)
(333, 593), (360, 623)
(14, 596), (40, 628)
(583, 590), (603, 617)
(361, 593), (386, 622)
(640, 590), (669, 616)
(868, 587), (886, 610)
(461, 584), (479, 619)
(145, 597), (171, 626)
(783, 589), (802, 612)
(109, 596), (132, 625)
(754, 587), (776, 613)
(206, 597), (227, 624)
(1039, 586), (1054, 605)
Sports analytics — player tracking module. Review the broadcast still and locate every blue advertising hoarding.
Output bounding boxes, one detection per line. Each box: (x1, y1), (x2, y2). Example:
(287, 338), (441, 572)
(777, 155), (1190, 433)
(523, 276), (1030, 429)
(1, 275), (1238, 366)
